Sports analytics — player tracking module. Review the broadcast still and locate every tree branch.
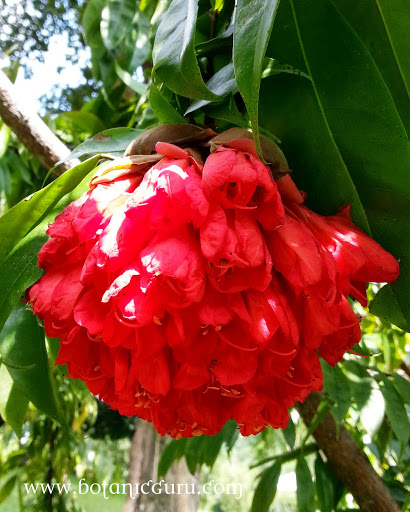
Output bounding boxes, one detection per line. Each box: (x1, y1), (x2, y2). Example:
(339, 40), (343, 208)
(297, 392), (400, 512)
(0, 70), (77, 172)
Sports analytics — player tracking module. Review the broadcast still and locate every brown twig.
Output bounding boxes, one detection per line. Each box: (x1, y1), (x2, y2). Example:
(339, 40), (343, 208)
(297, 392), (400, 512)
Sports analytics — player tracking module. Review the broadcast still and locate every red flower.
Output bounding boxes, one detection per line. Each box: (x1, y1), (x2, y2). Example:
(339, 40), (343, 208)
(27, 131), (399, 438)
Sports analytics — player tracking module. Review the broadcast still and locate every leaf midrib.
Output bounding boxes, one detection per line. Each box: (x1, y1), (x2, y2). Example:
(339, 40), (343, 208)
(375, 0), (410, 98)
(289, 0), (371, 235)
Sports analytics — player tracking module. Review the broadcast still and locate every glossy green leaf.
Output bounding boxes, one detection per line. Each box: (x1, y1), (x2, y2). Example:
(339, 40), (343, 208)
(233, 0), (280, 158)
(261, 0), (410, 329)
(333, 0), (410, 137)
(186, 57), (309, 115)
(186, 63), (236, 114)
(251, 462), (281, 512)
(296, 457), (315, 512)
(62, 128), (144, 162)
(0, 303), (64, 424)
(314, 455), (334, 512)
(393, 373), (410, 404)
(153, 0), (220, 100)
(149, 82), (187, 123)
(321, 361), (351, 422)
(101, 0), (135, 50)
(378, 373), (410, 445)
(0, 155), (100, 267)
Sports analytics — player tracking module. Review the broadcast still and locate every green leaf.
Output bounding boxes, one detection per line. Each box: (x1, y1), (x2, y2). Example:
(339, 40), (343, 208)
(158, 439), (188, 477)
(0, 303), (65, 425)
(251, 462), (281, 512)
(361, 381), (385, 435)
(314, 455), (334, 512)
(82, 0), (106, 81)
(0, 365), (29, 437)
(0, 470), (18, 504)
(62, 128), (144, 162)
(261, 0), (410, 328)
(296, 457), (315, 512)
(375, 0), (410, 97)
(101, 0), (135, 50)
(58, 111), (105, 136)
(185, 437), (205, 475)
(233, 0), (280, 159)
(333, 0), (410, 137)
(378, 373), (410, 445)
(185, 63), (236, 114)
(149, 82), (187, 123)
(0, 155), (100, 267)
(321, 361), (352, 422)
(153, 0), (220, 101)
(393, 373), (410, 404)
(343, 360), (373, 409)
(115, 61), (147, 95)
(283, 414), (296, 448)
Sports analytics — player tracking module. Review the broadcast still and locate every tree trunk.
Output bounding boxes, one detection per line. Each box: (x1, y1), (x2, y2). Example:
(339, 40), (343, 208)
(123, 420), (199, 512)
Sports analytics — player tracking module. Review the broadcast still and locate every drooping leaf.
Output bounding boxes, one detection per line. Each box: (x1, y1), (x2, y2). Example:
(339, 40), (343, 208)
(314, 455), (334, 512)
(153, 0), (220, 101)
(0, 469), (19, 505)
(283, 413), (296, 448)
(261, 0), (410, 329)
(82, 0), (106, 81)
(321, 361), (352, 423)
(233, 0), (280, 158)
(0, 155), (100, 267)
(101, 0), (135, 50)
(296, 457), (315, 512)
(0, 364), (29, 436)
(158, 439), (188, 478)
(0, 304), (65, 425)
(251, 462), (281, 512)
(343, 360), (373, 409)
(360, 380), (385, 435)
(393, 373), (410, 404)
(377, 373), (410, 445)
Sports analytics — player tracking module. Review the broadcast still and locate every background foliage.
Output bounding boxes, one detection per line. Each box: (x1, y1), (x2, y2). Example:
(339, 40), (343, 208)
(0, 0), (409, 511)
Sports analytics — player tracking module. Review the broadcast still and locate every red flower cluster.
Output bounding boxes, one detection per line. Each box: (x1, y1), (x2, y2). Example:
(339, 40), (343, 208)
(28, 133), (399, 438)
